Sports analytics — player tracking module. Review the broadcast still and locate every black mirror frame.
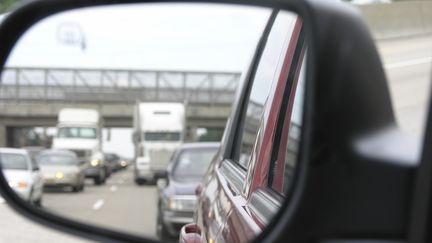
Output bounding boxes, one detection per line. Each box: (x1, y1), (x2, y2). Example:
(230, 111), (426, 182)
(0, 0), (406, 243)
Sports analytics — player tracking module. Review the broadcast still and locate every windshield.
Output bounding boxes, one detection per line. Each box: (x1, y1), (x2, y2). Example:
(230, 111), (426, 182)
(0, 153), (29, 170)
(57, 127), (97, 139)
(172, 147), (218, 182)
(144, 132), (181, 141)
(37, 154), (77, 165)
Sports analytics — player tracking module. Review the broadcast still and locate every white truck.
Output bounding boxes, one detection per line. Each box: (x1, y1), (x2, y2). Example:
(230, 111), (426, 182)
(52, 108), (106, 185)
(133, 102), (185, 185)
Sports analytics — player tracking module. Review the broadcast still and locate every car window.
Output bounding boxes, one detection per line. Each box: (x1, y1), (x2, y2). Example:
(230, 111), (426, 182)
(237, 11), (298, 168)
(172, 147), (218, 182)
(38, 154), (77, 165)
(0, 153), (29, 170)
(57, 127), (97, 139)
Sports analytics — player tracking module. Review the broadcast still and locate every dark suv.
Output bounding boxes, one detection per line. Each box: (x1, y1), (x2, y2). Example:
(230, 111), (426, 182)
(156, 143), (219, 240)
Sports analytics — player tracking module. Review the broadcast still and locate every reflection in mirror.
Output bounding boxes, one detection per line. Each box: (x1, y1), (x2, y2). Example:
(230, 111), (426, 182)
(0, 3), (306, 242)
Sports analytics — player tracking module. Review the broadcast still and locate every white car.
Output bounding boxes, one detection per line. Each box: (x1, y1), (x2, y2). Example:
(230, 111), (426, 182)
(0, 148), (44, 206)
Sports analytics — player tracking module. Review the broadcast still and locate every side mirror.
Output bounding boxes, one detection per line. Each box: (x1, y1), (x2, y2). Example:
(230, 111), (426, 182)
(156, 178), (168, 190)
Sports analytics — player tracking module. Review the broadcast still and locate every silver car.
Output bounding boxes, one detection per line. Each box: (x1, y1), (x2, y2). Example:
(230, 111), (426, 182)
(37, 150), (86, 192)
(0, 148), (44, 206)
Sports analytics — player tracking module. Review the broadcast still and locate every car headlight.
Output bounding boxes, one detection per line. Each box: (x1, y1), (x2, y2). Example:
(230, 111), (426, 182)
(90, 159), (101, 167)
(167, 197), (196, 211)
(120, 160), (127, 167)
(8, 181), (28, 189)
(55, 172), (64, 179)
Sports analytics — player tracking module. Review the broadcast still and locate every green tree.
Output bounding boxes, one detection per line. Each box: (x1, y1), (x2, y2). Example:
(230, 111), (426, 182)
(0, 0), (19, 13)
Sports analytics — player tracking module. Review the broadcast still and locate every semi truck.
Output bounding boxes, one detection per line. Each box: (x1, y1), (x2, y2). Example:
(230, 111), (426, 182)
(133, 102), (185, 185)
(52, 108), (106, 185)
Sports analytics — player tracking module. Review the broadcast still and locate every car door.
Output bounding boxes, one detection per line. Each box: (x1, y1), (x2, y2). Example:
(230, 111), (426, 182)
(195, 10), (305, 243)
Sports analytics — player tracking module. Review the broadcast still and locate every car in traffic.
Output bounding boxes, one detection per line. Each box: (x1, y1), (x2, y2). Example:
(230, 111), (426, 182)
(104, 153), (122, 172)
(0, 148), (44, 206)
(22, 146), (45, 162)
(37, 150), (86, 192)
(156, 143), (219, 240)
(180, 9), (306, 242)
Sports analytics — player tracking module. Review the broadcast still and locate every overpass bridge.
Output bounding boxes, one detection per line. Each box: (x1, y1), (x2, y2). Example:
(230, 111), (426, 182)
(0, 67), (241, 146)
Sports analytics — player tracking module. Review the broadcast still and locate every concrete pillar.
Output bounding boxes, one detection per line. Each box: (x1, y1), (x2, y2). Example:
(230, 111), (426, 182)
(0, 125), (6, 147)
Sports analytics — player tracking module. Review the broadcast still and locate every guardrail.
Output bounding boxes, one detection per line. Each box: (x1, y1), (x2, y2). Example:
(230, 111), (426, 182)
(357, 1), (432, 40)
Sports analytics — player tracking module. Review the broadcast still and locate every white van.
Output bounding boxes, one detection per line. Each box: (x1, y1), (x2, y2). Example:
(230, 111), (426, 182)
(133, 103), (185, 184)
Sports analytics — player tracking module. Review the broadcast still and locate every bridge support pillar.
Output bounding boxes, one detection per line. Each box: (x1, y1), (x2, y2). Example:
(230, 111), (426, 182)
(0, 125), (6, 147)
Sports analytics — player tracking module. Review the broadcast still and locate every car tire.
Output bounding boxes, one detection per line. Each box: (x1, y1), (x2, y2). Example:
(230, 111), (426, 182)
(72, 185), (80, 192)
(156, 209), (171, 242)
(80, 183), (85, 191)
(94, 170), (106, 185)
(34, 197), (42, 207)
(135, 178), (145, 185)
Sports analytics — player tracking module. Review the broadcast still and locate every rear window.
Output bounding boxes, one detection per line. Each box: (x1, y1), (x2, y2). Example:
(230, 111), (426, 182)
(144, 132), (181, 141)
(0, 153), (29, 170)
(172, 147), (218, 182)
(38, 154), (77, 165)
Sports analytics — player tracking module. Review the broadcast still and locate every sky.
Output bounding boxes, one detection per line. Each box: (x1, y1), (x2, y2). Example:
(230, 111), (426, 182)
(5, 3), (271, 72)
(4, 3), (273, 157)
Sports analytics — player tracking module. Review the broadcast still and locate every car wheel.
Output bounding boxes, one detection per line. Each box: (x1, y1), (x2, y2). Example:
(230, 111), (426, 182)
(156, 209), (171, 241)
(135, 178), (145, 185)
(72, 185), (80, 192)
(94, 170), (105, 185)
(80, 182), (85, 191)
(34, 197), (42, 207)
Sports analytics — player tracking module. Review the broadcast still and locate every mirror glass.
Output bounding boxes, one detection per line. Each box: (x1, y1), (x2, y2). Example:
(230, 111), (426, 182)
(0, 3), (306, 242)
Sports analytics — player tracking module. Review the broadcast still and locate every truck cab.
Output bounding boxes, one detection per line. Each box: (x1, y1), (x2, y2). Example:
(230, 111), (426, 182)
(133, 103), (185, 185)
(52, 108), (106, 185)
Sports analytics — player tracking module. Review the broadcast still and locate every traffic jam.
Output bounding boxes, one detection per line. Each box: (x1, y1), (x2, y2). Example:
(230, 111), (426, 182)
(0, 103), (219, 241)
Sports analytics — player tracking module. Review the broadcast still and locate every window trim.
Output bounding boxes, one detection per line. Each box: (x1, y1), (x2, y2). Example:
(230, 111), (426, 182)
(268, 27), (306, 194)
(227, 10), (279, 167)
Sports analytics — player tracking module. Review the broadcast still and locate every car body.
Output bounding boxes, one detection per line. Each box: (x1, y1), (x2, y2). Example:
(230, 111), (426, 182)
(22, 146), (45, 162)
(37, 150), (86, 192)
(156, 143), (219, 239)
(0, 148), (44, 206)
(104, 153), (122, 172)
(181, 9), (306, 243)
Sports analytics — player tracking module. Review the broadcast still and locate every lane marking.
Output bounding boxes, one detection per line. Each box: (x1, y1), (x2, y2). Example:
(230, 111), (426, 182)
(385, 57), (432, 70)
(92, 199), (104, 210)
(110, 185), (117, 192)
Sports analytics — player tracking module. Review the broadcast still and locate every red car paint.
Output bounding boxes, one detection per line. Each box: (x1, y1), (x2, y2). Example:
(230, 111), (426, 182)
(181, 10), (305, 243)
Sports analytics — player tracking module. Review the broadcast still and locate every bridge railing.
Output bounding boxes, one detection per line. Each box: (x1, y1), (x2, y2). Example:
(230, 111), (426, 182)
(0, 67), (241, 105)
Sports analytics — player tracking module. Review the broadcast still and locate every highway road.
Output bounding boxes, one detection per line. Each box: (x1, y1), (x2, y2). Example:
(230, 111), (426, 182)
(377, 34), (432, 137)
(0, 35), (431, 243)
(42, 166), (159, 240)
